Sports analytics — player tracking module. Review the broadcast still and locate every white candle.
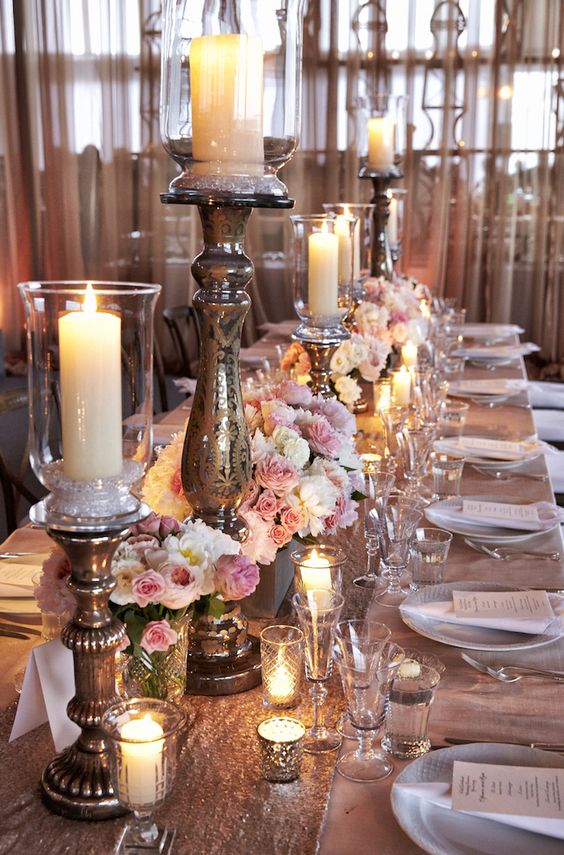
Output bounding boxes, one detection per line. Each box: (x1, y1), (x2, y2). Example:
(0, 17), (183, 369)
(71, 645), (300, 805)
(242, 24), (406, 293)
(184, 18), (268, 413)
(368, 117), (395, 170)
(388, 196), (398, 243)
(308, 224), (339, 317)
(58, 285), (122, 480)
(334, 215), (352, 285)
(190, 34), (264, 171)
(401, 340), (418, 368)
(298, 548), (333, 591)
(119, 715), (165, 806)
(392, 365), (411, 405)
(258, 717), (305, 743)
(266, 652), (297, 706)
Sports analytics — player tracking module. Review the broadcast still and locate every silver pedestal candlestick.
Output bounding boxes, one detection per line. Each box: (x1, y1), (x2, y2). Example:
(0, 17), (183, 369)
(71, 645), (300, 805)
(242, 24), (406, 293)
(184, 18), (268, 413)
(291, 328), (350, 399)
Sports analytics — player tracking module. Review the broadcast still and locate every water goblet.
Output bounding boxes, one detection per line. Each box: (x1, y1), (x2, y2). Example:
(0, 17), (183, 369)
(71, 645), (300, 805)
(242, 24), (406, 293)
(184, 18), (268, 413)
(292, 589), (345, 753)
(380, 405), (409, 459)
(101, 697), (187, 854)
(371, 495), (423, 607)
(354, 459), (396, 589)
(335, 641), (405, 781)
(396, 425), (436, 501)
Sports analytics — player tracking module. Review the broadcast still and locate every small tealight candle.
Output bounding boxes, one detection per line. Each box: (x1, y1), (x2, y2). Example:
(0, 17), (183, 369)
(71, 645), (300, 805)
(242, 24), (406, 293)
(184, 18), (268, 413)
(257, 717), (306, 782)
(392, 365), (412, 405)
(401, 340), (418, 369)
(360, 452), (383, 468)
(119, 714), (165, 806)
(260, 625), (303, 709)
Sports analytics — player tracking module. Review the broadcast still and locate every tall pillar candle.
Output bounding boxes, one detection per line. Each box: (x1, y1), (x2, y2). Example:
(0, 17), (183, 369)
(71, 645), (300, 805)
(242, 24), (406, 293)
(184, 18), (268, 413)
(392, 365), (411, 405)
(367, 117), (395, 170)
(58, 285), (122, 480)
(401, 340), (418, 368)
(308, 226), (339, 316)
(334, 215), (352, 285)
(190, 34), (264, 170)
(388, 196), (398, 243)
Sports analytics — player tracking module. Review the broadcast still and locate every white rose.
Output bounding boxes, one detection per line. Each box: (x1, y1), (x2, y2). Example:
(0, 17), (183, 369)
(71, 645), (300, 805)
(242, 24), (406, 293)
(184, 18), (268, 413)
(349, 334), (369, 365)
(334, 375), (362, 406)
(330, 345), (352, 375)
(110, 558), (145, 605)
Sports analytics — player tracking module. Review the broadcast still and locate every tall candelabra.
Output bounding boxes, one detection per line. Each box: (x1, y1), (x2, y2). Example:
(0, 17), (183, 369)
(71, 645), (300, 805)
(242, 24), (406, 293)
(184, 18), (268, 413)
(160, 0), (305, 693)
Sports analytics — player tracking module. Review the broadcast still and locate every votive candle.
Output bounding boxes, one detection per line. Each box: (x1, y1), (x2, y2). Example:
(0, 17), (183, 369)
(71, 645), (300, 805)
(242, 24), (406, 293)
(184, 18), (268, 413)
(119, 714), (165, 806)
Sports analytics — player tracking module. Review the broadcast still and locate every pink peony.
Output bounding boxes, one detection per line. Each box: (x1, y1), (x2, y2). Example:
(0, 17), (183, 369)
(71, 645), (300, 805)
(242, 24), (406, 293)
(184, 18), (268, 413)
(126, 533), (160, 558)
(324, 495), (358, 534)
(159, 562), (204, 609)
(131, 569), (167, 608)
(261, 399), (296, 435)
(390, 309), (408, 325)
(311, 397), (356, 437)
(276, 379), (313, 407)
(240, 509), (279, 566)
(254, 489), (280, 521)
(35, 549), (75, 615)
(279, 505), (303, 535)
(302, 416), (342, 458)
(240, 478), (261, 512)
(268, 523), (291, 548)
(255, 453), (299, 497)
(140, 620), (178, 654)
(170, 469), (185, 498)
(215, 553), (260, 600)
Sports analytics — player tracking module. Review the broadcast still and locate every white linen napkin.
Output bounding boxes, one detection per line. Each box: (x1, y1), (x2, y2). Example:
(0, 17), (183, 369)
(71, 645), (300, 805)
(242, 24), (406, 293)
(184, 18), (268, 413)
(448, 378), (528, 396)
(400, 599), (556, 635)
(435, 436), (547, 461)
(429, 498), (564, 532)
(394, 782), (564, 841)
(528, 381), (564, 409)
(458, 323), (525, 339)
(453, 343), (539, 359)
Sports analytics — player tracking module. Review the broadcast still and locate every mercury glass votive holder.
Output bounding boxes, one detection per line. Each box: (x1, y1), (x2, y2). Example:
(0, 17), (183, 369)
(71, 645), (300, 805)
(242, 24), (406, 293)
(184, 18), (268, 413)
(257, 716), (306, 782)
(102, 698), (187, 855)
(260, 625), (304, 709)
(291, 544), (346, 595)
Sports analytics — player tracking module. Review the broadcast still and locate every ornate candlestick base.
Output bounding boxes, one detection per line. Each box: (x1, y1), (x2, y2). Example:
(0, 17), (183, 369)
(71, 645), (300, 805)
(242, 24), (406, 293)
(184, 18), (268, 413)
(358, 164), (403, 281)
(31, 499), (150, 820)
(292, 326), (350, 399)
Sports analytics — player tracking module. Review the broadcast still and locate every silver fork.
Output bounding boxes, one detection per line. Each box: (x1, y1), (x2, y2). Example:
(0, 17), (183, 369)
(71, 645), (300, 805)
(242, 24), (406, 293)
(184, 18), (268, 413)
(463, 538), (561, 562)
(462, 653), (564, 683)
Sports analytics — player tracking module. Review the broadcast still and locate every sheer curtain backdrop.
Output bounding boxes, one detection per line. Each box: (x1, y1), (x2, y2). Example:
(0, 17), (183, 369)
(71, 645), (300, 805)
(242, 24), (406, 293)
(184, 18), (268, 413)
(0, 0), (562, 363)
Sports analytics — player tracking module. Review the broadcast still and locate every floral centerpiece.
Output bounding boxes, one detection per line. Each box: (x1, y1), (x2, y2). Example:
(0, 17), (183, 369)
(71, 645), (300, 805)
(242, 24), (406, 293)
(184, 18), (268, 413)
(281, 274), (429, 408)
(34, 511), (260, 700)
(143, 379), (363, 566)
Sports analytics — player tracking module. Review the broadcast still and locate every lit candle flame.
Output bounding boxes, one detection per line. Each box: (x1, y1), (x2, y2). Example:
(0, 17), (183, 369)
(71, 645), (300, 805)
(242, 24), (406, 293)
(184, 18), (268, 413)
(83, 283), (96, 314)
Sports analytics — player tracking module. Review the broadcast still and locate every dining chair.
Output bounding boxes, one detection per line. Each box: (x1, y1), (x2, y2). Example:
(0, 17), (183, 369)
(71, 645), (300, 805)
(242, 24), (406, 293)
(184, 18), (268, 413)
(0, 388), (42, 535)
(163, 305), (201, 379)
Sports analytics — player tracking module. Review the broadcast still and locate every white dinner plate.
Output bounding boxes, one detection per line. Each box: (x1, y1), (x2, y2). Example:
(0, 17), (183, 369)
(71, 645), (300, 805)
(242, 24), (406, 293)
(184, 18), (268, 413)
(434, 438), (544, 470)
(458, 323), (525, 341)
(391, 743), (564, 855)
(447, 379), (527, 398)
(424, 494), (557, 543)
(399, 581), (563, 652)
(0, 597), (40, 616)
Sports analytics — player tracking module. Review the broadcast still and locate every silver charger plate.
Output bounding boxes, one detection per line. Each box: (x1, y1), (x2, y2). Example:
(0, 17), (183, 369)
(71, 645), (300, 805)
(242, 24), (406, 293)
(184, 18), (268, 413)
(424, 494), (557, 543)
(391, 743), (564, 855)
(399, 581), (563, 652)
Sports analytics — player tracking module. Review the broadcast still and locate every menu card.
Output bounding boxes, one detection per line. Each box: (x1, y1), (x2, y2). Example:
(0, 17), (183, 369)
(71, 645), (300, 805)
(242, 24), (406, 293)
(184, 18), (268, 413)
(453, 590), (554, 621)
(452, 761), (564, 819)
(462, 499), (539, 524)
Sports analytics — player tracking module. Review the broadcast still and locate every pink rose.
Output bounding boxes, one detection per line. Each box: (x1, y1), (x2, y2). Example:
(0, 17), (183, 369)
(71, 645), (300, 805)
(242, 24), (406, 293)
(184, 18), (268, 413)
(254, 489), (279, 521)
(159, 562), (203, 609)
(255, 453), (299, 497)
(159, 515), (181, 537)
(279, 505), (303, 535)
(240, 478), (260, 512)
(276, 379), (313, 407)
(140, 620), (178, 654)
(131, 569), (167, 608)
(215, 554), (260, 600)
(302, 417), (342, 458)
(268, 523), (291, 548)
(126, 533), (160, 558)
(116, 632), (131, 654)
(129, 512), (161, 536)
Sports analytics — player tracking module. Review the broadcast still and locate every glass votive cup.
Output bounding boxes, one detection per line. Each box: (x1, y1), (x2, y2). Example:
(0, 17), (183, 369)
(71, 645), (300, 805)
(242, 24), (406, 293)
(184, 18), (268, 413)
(431, 451), (466, 499)
(381, 663), (441, 759)
(257, 716), (306, 782)
(438, 400), (470, 438)
(101, 697), (187, 853)
(444, 354), (466, 378)
(409, 527), (453, 591)
(373, 377), (392, 417)
(291, 544), (345, 595)
(260, 625), (304, 709)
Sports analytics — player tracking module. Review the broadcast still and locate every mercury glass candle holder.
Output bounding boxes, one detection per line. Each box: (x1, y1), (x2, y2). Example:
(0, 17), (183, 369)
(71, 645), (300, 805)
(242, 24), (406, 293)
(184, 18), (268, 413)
(18, 281), (160, 524)
(257, 716), (306, 782)
(260, 625), (304, 709)
(291, 544), (346, 596)
(102, 698), (187, 854)
(160, 0), (305, 200)
(290, 215), (354, 397)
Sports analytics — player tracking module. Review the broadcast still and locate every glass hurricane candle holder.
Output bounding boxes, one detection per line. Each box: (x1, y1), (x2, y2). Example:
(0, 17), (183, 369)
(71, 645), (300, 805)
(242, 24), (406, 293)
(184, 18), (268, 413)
(257, 716), (306, 782)
(102, 697), (187, 854)
(160, 0), (305, 199)
(322, 202), (377, 294)
(386, 188), (407, 262)
(357, 94), (407, 175)
(18, 281), (160, 523)
(291, 544), (346, 595)
(260, 625), (304, 709)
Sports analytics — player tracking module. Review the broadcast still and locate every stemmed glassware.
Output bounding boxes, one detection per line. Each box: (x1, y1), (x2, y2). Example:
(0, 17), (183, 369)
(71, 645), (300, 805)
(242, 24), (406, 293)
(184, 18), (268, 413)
(396, 425), (436, 502)
(334, 640), (405, 781)
(292, 589), (345, 753)
(354, 459), (396, 589)
(371, 494), (423, 607)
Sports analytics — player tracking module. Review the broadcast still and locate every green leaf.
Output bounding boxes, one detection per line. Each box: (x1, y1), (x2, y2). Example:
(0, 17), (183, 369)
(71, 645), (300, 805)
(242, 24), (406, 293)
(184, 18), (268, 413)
(207, 596), (226, 619)
(351, 490), (367, 501)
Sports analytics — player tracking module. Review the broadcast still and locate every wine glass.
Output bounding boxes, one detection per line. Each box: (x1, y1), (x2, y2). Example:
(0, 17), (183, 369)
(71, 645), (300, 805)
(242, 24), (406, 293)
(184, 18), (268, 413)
(334, 641), (405, 781)
(371, 494), (423, 607)
(396, 425), (436, 502)
(354, 459), (395, 589)
(292, 589), (345, 753)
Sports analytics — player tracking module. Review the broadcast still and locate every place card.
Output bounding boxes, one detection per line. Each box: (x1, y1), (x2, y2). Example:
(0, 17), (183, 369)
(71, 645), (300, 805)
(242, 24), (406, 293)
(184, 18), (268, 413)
(462, 499), (539, 524)
(452, 761), (564, 819)
(458, 438), (526, 454)
(453, 589), (554, 621)
(10, 640), (79, 752)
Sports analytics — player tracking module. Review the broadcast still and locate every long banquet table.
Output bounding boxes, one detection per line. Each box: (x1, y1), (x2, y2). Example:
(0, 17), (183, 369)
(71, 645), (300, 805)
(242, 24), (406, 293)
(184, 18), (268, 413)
(0, 324), (563, 854)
